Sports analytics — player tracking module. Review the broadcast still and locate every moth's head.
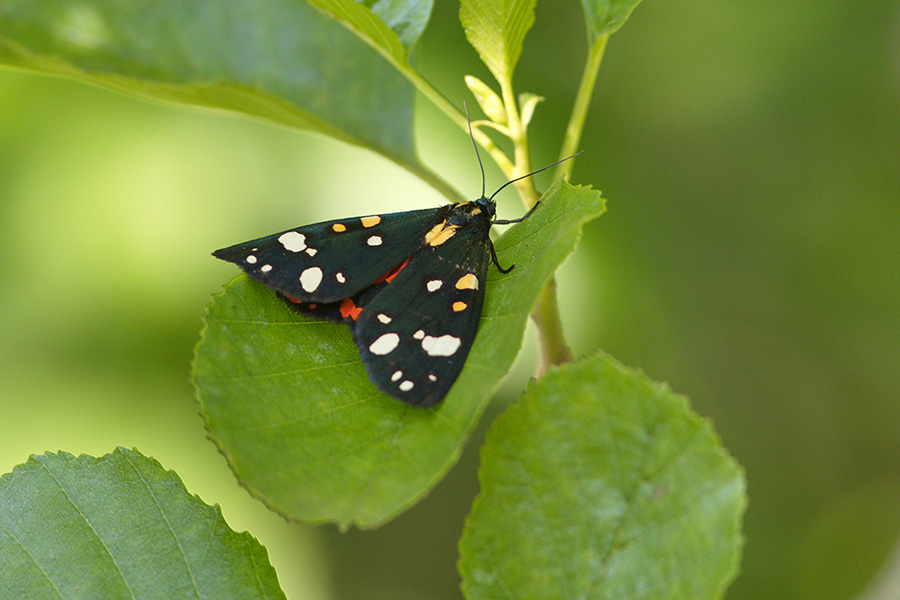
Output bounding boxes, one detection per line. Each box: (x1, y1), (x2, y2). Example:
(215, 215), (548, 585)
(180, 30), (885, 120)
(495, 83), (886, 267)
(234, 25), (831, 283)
(474, 195), (497, 219)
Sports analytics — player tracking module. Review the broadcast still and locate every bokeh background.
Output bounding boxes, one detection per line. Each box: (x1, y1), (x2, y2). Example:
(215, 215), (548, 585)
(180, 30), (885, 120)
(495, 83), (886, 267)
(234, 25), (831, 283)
(2, 1), (899, 599)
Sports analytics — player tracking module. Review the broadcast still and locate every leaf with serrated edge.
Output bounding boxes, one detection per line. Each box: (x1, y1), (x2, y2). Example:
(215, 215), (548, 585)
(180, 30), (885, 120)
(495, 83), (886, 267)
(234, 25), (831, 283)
(459, 352), (746, 600)
(580, 0), (645, 43)
(0, 448), (284, 600)
(0, 0), (417, 164)
(193, 179), (605, 527)
(460, 0), (536, 85)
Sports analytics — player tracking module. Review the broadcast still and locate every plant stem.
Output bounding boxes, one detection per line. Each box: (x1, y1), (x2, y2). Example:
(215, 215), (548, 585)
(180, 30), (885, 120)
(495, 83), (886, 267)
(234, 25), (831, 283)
(529, 35), (608, 372)
(491, 71), (574, 375)
(532, 277), (574, 374)
(556, 34), (608, 179)
(402, 160), (467, 204)
(401, 65), (515, 177)
(498, 76), (540, 209)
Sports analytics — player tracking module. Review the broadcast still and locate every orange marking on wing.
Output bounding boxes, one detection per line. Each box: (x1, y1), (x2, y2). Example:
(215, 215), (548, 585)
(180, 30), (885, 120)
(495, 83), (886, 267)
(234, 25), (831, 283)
(385, 259), (409, 283)
(374, 259), (410, 284)
(340, 298), (362, 320)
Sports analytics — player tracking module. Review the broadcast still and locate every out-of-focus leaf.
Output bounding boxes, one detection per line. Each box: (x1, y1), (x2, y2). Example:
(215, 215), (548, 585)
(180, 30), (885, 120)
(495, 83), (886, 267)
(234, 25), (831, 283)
(309, 0), (433, 53)
(365, 0), (434, 49)
(580, 0), (644, 43)
(193, 180), (605, 528)
(0, 448), (284, 600)
(0, 0), (418, 164)
(459, 352), (746, 600)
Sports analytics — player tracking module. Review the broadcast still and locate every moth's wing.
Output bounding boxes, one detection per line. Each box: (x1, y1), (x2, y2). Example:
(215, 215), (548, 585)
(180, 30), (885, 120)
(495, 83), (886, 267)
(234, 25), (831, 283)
(352, 226), (491, 407)
(279, 279), (388, 324)
(213, 207), (448, 303)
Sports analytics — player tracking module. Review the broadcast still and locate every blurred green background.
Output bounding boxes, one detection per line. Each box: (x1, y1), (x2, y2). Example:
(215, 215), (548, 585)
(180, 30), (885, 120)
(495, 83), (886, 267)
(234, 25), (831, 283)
(2, 1), (899, 599)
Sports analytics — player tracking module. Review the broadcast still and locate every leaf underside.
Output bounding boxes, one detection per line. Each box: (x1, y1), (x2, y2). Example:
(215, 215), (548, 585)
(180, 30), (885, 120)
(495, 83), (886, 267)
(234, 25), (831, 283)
(0, 0), (419, 164)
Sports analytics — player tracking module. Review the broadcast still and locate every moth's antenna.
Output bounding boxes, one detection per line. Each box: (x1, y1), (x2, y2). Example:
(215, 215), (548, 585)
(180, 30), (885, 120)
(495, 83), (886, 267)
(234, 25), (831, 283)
(464, 102), (487, 200)
(488, 152), (582, 201)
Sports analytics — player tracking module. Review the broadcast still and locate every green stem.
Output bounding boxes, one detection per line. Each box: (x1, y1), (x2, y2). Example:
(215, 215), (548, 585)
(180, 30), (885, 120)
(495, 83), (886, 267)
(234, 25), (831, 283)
(532, 278), (573, 373)
(527, 36), (609, 373)
(498, 76), (539, 209)
(492, 73), (571, 374)
(555, 34), (608, 179)
(402, 159), (467, 205)
(401, 65), (515, 177)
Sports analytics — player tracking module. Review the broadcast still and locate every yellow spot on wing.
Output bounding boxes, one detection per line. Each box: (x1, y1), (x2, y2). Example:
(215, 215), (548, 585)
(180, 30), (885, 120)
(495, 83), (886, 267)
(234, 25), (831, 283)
(455, 273), (479, 290)
(361, 216), (381, 227)
(332, 223), (347, 232)
(424, 221), (446, 244)
(425, 220), (459, 246)
(432, 228), (457, 246)
(452, 301), (467, 312)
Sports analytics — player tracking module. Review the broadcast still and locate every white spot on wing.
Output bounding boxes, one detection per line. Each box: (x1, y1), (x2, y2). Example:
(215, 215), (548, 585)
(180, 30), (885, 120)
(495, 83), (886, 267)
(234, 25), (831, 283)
(305, 248), (317, 257)
(245, 255), (258, 264)
(335, 272), (346, 283)
(377, 313), (392, 324)
(299, 267), (323, 292)
(413, 330), (425, 340)
(367, 235), (383, 246)
(391, 370), (403, 382)
(426, 280), (442, 292)
(421, 334), (462, 357)
(369, 333), (400, 355)
(260, 264), (273, 273)
(428, 374), (437, 382)
(399, 380), (414, 392)
(278, 231), (307, 252)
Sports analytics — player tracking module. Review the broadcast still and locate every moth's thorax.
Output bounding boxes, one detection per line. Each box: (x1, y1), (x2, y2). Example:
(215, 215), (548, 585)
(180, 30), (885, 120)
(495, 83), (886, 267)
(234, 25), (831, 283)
(449, 197), (496, 228)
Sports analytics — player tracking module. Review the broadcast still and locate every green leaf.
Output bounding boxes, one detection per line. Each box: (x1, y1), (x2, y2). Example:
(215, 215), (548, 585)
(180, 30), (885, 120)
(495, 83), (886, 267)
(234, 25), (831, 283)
(305, 0), (432, 63)
(365, 0), (434, 49)
(0, 448), (284, 600)
(465, 75), (507, 125)
(459, 0), (536, 86)
(0, 0), (417, 164)
(309, 0), (433, 53)
(192, 180), (605, 528)
(518, 91), (543, 128)
(580, 0), (645, 43)
(459, 352), (746, 600)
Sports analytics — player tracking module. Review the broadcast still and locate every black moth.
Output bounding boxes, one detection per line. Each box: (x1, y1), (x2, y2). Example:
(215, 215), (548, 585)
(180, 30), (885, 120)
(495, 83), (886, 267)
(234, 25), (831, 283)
(214, 117), (575, 407)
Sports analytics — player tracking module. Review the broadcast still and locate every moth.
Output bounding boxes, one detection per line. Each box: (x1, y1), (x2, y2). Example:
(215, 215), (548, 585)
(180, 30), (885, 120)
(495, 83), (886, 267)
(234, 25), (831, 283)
(214, 117), (575, 407)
